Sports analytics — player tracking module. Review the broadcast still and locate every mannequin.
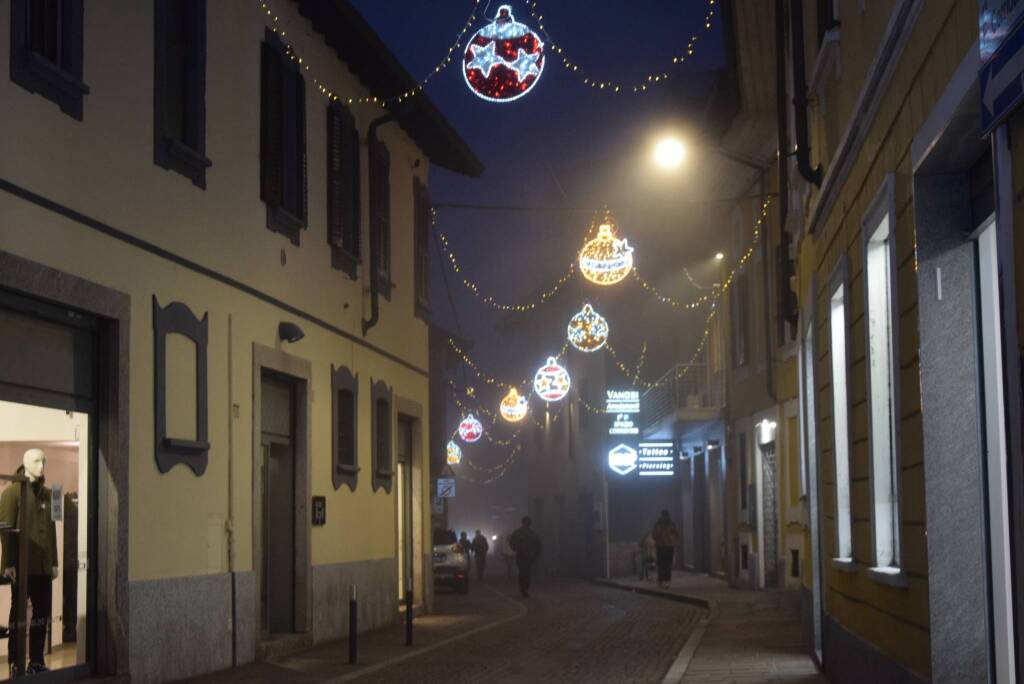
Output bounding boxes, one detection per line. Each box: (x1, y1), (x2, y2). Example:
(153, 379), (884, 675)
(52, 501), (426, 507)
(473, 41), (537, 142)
(0, 448), (58, 676)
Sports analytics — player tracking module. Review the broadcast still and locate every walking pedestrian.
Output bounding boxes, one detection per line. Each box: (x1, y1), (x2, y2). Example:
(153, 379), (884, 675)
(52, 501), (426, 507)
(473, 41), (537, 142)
(471, 530), (489, 580)
(651, 510), (680, 587)
(638, 532), (657, 581)
(459, 531), (472, 574)
(500, 534), (516, 579)
(510, 516), (542, 598)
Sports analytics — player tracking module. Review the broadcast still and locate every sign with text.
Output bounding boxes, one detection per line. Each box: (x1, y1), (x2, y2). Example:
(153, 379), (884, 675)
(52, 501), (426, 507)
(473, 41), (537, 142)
(312, 496), (326, 526)
(981, 10), (1024, 132)
(437, 478), (456, 499)
(607, 441), (677, 478)
(606, 389), (640, 436)
(981, 0), (1024, 62)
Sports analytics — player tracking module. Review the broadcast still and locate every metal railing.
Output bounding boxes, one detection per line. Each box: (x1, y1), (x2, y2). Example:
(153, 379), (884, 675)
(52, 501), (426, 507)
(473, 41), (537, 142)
(642, 358), (723, 431)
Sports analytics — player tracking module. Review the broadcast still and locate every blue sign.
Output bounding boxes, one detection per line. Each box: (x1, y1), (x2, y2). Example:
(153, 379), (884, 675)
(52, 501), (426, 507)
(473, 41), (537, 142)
(437, 478), (456, 499)
(981, 12), (1024, 132)
(981, 0), (1024, 62)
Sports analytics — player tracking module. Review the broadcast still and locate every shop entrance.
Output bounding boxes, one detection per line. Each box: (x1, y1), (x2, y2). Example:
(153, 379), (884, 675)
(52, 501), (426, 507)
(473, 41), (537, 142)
(0, 292), (96, 680)
(260, 374), (296, 635)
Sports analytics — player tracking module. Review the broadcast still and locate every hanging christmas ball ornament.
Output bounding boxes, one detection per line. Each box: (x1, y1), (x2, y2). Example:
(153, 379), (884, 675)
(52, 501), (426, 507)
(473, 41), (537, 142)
(458, 413), (484, 443)
(579, 221), (635, 285)
(446, 440), (463, 465)
(463, 5), (545, 102)
(567, 303), (610, 352)
(499, 387), (529, 422)
(533, 356), (571, 402)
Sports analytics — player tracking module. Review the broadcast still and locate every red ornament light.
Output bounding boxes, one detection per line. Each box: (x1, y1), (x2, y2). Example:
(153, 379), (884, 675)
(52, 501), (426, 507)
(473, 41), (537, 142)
(458, 414), (484, 443)
(463, 5), (545, 103)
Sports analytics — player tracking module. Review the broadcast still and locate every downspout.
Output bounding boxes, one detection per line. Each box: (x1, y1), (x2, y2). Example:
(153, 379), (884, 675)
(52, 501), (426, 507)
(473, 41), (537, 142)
(776, 0), (799, 346)
(362, 114), (396, 337)
(227, 313), (237, 666)
(789, 0), (822, 187)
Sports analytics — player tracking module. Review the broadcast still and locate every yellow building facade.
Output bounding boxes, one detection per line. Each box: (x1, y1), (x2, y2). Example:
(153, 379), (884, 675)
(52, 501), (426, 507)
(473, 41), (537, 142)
(0, 1), (480, 681)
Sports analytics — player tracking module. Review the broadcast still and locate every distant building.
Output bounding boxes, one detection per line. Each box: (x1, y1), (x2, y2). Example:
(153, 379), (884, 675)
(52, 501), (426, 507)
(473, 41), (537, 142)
(0, 1), (480, 681)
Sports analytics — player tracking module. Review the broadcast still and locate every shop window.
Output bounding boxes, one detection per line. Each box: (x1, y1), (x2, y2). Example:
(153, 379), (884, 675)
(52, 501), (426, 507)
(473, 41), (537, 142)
(260, 29), (307, 245)
(829, 275), (852, 561)
(369, 134), (392, 298)
(371, 380), (393, 493)
(327, 103), (360, 278)
(864, 194), (900, 571)
(154, 0), (211, 188)
(413, 176), (431, 319)
(9, 0), (89, 119)
(331, 365), (358, 491)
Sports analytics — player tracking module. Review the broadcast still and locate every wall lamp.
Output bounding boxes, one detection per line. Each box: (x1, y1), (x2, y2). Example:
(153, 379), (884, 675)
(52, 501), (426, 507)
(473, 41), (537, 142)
(278, 321), (305, 344)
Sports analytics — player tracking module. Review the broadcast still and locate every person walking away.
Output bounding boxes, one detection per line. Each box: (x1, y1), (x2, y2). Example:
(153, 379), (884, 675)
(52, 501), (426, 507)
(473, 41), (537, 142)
(471, 530), (489, 580)
(638, 532), (657, 581)
(651, 510), (680, 588)
(459, 531), (472, 574)
(500, 534), (516, 579)
(510, 517), (542, 598)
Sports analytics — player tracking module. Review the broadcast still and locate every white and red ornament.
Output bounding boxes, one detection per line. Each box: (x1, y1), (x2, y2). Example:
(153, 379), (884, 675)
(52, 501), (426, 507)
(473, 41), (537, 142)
(499, 387), (529, 422)
(446, 440), (463, 465)
(533, 356), (570, 402)
(463, 5), (545, 103)
(567, 303), (609, 352)
(458, 414), (484, 443)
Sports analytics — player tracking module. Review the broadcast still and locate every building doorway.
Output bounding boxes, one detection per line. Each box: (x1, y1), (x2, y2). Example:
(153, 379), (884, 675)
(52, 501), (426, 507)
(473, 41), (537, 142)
(260, 374), (296, 635)
(395, 415), (421, 606)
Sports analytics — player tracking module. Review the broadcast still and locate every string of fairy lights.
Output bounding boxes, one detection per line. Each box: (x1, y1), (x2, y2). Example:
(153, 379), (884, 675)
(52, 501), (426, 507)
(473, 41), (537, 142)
(527, 0), (717, 93)
(256, 0), (719, 109)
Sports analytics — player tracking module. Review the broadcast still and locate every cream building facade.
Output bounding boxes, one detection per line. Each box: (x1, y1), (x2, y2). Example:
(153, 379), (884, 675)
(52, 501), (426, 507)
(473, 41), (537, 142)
(0, 1), (480, 681)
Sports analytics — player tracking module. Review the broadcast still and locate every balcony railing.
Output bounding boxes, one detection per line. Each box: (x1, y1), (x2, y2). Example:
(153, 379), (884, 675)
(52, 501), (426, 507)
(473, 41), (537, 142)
(642, 359), (723, 431)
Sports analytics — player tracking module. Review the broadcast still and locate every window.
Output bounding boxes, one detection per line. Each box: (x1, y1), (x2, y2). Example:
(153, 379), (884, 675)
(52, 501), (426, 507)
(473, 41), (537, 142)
(369, 133), (392, 297)
(864, 205), (900, 570)
(260, 29), (307, 245)
(739, 432), (748, 510)
(154, 0), (211, 188)
(331, 365), (358, 491)
(732, 273), (750, 368)
(413, 176), (431, 318)
(371, 380), (393, 493)
(10, 0), (89, 119)
(829, 277), (852, 561)
(327, 103), (361, 277)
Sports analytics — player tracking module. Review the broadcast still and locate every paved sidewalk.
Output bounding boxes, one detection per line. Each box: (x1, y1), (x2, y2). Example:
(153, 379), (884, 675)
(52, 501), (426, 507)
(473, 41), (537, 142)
(182, 582), (525, 683)
(597, 572), (827, 684)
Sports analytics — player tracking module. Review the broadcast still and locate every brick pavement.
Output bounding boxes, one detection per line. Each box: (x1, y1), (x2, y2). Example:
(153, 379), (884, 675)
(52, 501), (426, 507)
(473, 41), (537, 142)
(182, 576), (704, 683)
(599, 572), (828, 684)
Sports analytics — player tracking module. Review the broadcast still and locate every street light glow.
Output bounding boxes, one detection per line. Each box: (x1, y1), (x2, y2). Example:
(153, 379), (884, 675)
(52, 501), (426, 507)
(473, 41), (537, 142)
(715, 252), (725, 260)
(653, 138), (686, 168)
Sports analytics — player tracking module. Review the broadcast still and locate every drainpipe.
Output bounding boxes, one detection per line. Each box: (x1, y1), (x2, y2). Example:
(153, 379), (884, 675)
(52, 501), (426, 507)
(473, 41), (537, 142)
(362, 114), (396, 337)
(776, 0), (799, 346)
(227, 313), (237, 665)
(789, 0), (822, 187)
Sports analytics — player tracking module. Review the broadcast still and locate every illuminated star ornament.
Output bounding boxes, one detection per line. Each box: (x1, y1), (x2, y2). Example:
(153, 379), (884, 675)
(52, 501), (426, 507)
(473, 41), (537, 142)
(579, 219), (634, 286)
(499, 387), (529, 422)
(458, 414), (484, 443)
(463, 5), (545, 102)
(534, 357), (571, 402)
(567, 303), (609, 352)
(446, 440), (463, 465)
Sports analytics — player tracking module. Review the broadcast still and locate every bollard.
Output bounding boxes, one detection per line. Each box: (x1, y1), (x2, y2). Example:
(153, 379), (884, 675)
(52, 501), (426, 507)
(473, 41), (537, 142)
(404, 578), (413, 646)
(348, 585), (357, 665)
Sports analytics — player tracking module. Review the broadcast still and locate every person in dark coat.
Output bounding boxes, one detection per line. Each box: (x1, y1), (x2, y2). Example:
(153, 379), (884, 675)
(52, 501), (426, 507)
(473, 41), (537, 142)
(509, 516), (542, 598)
(651, 510), (680, 587)
(459, 531), (472, 573)
(471, 530), (489, 580)
(0, 450), (58, 675)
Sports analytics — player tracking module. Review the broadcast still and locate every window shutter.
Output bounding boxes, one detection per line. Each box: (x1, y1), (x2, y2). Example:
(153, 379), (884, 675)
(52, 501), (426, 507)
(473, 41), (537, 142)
(344, 116), (361, 257)
(260, 40), (283, 208)
(379, 145), (391, 277)
(327, 108), (345, 247)
(296, 69), (307, 225)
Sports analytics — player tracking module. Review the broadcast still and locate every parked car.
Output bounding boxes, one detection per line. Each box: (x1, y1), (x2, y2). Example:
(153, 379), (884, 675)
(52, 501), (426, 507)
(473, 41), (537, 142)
(432, 529), (469, 594)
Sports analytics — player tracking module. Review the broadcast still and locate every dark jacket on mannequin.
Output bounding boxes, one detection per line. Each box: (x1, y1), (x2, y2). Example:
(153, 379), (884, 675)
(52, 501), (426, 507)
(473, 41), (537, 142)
(0, 467), (58, 576)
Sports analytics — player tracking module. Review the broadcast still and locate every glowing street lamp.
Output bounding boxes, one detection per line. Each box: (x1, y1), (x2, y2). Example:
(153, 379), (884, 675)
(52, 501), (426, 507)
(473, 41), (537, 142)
(653, 137), (686, 169)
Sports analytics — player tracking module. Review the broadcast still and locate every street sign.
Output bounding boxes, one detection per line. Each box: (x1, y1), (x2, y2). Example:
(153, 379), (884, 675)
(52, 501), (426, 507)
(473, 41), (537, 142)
(437, 478), (456, 499)
(981, 13), (1024, 133)
(606, 389), (640, 436)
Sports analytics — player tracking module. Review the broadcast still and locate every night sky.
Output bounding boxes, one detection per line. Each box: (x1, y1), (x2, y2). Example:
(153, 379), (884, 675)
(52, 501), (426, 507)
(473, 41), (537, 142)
(349, 0), (726, 535)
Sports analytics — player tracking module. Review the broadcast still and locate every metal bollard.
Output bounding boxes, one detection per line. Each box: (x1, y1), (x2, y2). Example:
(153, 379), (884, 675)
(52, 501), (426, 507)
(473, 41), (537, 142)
(348, 585), (358, 665)
(404, 578), (413, 646)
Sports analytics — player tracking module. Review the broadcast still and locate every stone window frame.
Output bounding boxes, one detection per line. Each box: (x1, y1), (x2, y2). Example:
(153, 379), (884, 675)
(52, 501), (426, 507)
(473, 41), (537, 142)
(331, 364), (359, 491)
(371, 379), (394, 493)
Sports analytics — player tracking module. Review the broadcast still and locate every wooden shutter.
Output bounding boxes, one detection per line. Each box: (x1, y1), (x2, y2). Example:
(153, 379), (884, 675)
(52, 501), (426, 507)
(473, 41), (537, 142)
(343, 114), (361, 257)
(327, 105), (360, 256)
(260, 38), (283, 208)
(295, 69), (307, 225)
(369, 136), (391, 280)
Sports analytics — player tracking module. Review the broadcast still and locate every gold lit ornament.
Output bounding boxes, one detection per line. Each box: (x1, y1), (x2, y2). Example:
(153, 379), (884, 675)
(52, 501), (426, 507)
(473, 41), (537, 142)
(534, 357), (571, 402)
(579, 222), (634, 285)
(567, 303), (609, 352)
(499, 388), (529, 422)
(447, 440), (463, 464)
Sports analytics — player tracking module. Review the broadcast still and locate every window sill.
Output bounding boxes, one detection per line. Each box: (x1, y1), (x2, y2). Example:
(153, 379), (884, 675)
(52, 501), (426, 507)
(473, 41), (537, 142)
(868, 566), (908, 588)
(335, 463), (360, 475)
(156, 137), (212, 189)
(266, 204), (305, 245)
(12, 50), (90, 120)
(331, 247), (360, 280)
(831, 557), (856, 573)
(376, 468), (395, 479)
